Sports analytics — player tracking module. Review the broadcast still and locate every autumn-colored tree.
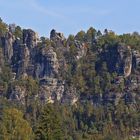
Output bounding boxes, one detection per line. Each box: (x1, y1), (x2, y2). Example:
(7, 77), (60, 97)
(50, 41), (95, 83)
(0, 108), (34, 140)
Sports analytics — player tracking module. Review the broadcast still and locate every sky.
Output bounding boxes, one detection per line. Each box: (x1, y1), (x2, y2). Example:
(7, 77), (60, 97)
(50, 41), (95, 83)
(0, 0), (140, 37)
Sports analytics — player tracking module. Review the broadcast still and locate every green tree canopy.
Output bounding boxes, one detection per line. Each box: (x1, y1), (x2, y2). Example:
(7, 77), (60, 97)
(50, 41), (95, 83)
(35, 104), (64, 140)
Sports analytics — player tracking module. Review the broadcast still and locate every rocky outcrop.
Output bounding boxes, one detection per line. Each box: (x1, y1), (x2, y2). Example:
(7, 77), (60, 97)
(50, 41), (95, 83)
(50, 29), (65, 41)
(62, 87), (79, 105)
(66, 39), (87, 61)
(11, 29), (39, 77)
(0, 48), (4, 73)
(0, 27), (139, 108)
(38, 78), (65, 104)
(99, 45), (132, 77)
(2, 32), (15, 63)
(35, 47), (59, 78)
(23, 29), (39, 48)
(74, 40), (87, 60)
(132, 50), (140, 70)
(2, 29), (67, 105)
(117, 45), (132, 77)
(8, 85), (27, 104)
(12, 30), (61, 79)
(17, 45), (30, 77)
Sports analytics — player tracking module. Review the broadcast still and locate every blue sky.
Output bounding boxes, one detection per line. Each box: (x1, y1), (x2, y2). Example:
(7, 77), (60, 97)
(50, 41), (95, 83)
(0, 0), (140, 37)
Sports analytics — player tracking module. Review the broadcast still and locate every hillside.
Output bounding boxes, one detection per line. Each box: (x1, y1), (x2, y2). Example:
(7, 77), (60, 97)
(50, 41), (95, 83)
(0, 19), (139, 140)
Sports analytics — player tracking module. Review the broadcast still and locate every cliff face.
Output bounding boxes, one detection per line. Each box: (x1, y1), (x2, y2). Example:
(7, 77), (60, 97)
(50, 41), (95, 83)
(0, 27), (140, 107)
(117, 45), (132, 77)
(0, 29), (79, 105)
(2, 32), (15, 63)
(97, 44), (133, 77)
(0, 48), (4, 72)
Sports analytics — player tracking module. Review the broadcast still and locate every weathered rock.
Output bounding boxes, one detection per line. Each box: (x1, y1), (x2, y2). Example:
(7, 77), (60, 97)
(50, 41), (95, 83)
(2, 32), (15, 63)
(38, 78), (65, 104)
(8, 85), (26, 104)
(0, 48), (4, 73)
(35, 47), (59, 78)
(14, 44), (31, 77)
(11, 39), (21, 73)
(74, 40), (87, 60)
(132, 50), (140, 70)
(99, 45), (132, 77)
(9, 24), (16, 33)
(11, 29), (39, 75)
(117, 45), (132, 77)
(62, 87), (78, 105)
(50, 29), (65, 41)
(23, 29), (39, 48)
(0, 27), (139, 108)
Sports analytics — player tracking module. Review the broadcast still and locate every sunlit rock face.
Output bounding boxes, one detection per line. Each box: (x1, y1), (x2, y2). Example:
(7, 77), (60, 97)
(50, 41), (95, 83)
(66, 39), (87, 61)
(2, 32), (15, 63)
(50, 29), (65, 41)
(38, 78), (65, 104)
(0, 27), (139, 107)
(35, 47), (59, 78)
(98, 45), (132, 77)
(10, 29), (39, 78)
(117, 45), (132, 77)
(23, 29), (39, 48)
(8, 85), (27, 104)
(74, 40), (87, 60)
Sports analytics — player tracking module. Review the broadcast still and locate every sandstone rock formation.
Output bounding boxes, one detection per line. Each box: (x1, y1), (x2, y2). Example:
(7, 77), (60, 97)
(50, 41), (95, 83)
(0, 27), (139, 108)
(74, 40), (87, 60)
(117, 45), (132, 77)
(35, 47), (59, 78)
(23, 29), (39, 48)
(50, 29), (65, 41)
(2, 32), (15, 63)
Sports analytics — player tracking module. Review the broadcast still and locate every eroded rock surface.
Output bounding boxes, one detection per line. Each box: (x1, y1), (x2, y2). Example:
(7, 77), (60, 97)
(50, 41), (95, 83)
(0, 28), (139, 107)
(117, 45), (132, 77)
(2, 32), (15, 63)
